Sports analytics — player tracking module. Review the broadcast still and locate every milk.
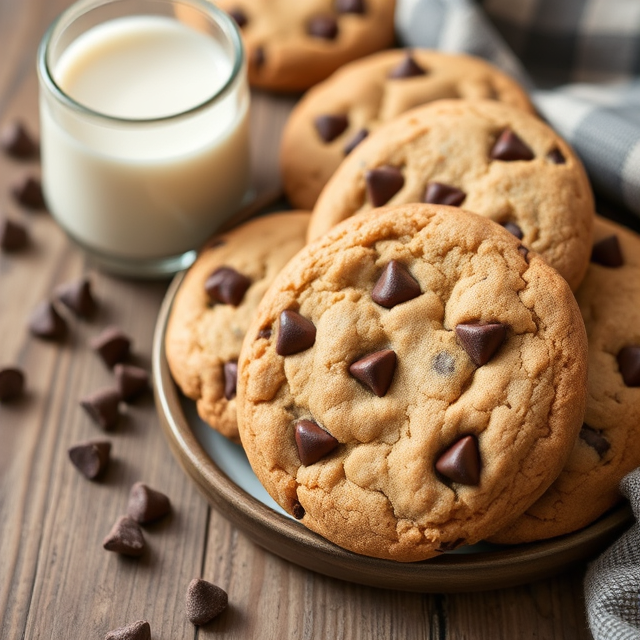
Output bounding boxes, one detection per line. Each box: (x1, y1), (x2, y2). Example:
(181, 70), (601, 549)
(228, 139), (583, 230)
(39, 12), (249, 268)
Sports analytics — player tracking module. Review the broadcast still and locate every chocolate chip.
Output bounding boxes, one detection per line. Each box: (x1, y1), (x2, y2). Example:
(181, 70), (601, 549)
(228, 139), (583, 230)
(307, 15), (339, 39)
(0, 218), (28, 251)
(103, 515), (145, 557)
(80, 387), (121, 430)
(114, 364), (149, 401)
(186, 579), (228, 626)
(388, 54), (428, 78)
(55, 277), (97, 318)
(580, 425), (610, 458)
(455, 322), (507, 367)
(223, 361), (238, 400)
(12, 175), (46, 209)
(295, 419), (339, 465)
(435, 435), (481, 486)
(436, 537), (466, 552)
(547, 147), (566, 164)
(365, 165), (404, 207)
(0, 367), (25, 402)
(423, 182), (466, 207)
(127, 482), (171, 524)
(502, 221), (523, 240)
(0, 121), (37, 159)
(276, 310), (316, 356)
(205, 266), (251, 306)
(517, 245), (529, 261)
(490, 129), (534, 161)
(433, 352), (455, 376)
(371, 260), (420, 308)
(251, 46), (265, 68)
(257, 327), (272, 340)
(105, 620), (151, 640)
(617, 346), (640, 387)
(314, 114), (349, 143)
(349, 349), (396, 397)
(292, 500), (305, 519)
(228, 7), (247, 27)
(336, 0), (366, 13)
(343, 128), (368, 155)
(28, 301), (67, 341)
(68, 440), (111, 479)
(90, 327), (131, 368)
(591, 235), (624, 268)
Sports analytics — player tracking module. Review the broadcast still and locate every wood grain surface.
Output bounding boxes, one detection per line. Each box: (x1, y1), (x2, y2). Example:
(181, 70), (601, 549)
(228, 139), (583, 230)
(0, 0), (604, 638)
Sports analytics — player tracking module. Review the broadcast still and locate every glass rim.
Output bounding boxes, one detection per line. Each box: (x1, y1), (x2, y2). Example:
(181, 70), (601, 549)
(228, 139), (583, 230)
(37, 0), (245, 125)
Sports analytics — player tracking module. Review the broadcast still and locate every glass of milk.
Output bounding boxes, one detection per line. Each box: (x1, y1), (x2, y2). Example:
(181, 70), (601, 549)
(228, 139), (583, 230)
(37, 0), (250, 277)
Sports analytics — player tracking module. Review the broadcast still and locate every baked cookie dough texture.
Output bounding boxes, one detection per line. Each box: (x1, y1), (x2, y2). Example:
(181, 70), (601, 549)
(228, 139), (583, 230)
(237, 204), (588, 561)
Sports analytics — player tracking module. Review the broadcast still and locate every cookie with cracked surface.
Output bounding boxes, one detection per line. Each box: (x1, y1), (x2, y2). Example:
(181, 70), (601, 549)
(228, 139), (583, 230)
(309, 99), (595, 291)
(491, 216), (640, 543)
(281, 49), (535, 210)
(236, 203), (588, 561)
(165, 211), (309, 442)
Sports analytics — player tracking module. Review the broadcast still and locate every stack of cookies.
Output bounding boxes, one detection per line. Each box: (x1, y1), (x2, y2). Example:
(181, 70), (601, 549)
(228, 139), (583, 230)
(166, 42), (640, 562)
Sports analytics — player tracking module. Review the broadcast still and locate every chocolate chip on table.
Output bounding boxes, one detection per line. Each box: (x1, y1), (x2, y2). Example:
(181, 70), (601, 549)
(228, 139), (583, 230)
(547, 147), (566, 164)
(455, 322), (507, 367)
(501, 221), (524, 240)
(90, 327), (131, 368)
(423, 182), (466, 207)
(0, 120), (38, 159)
(80, 387), (121, 430)
(617, 346), (640, 387)
(349, 349), (396, 397)
(591, 235), (624, 268)
(336, 0), (366, 14)
(490, 129), (534, 161)
(68, 440), (111, 479)
(228, 7), (248, 27)
(103, 515), (145, 557)
(314, 114), (349, 143)
(365, 165), (404, 207)
(114, 364), (149, 402)
(579, 425), (610, 458)
(276, 309), (316, 356)
(371, 260), (420, 308)
(105, 620), (151, 640)
(0, 218), (28, 251)
(55, 277), (97, 318)
(127, 482), (171, 524)
(205, 266), (251, 307)
(28, 301), (67, 341)
(435, 435), (481, 486)
(307, 15), (339, 40)
(388, 54), (428, 79)
(343, 128), (368, 155)
(186, 578), (228, 626)
(0, 367), (25, 402)
(294, 419), (339, 465)
(223, 361), (238, 400)
(11, 175), (46, 209)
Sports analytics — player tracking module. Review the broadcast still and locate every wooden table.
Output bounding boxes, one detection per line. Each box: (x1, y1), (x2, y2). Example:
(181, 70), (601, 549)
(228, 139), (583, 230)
(0, 1), (615, 637)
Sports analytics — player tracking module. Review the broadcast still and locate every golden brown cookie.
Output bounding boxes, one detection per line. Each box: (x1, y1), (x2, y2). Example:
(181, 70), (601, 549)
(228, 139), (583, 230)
(309, 99), (595, 291)
(491, 216), (640, 544)
(237, 203), (588, 561)
(166, 211), (309, 441)
(281, 49), (535, 210)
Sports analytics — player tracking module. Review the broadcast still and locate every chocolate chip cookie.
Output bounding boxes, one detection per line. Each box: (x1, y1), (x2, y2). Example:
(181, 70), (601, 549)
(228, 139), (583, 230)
(281, 49), (535, 210)
(491, 216), (640, 543)
(309, 99), (595, 291)
(165, 211), (309, 441)
(236, 203), (588, 561)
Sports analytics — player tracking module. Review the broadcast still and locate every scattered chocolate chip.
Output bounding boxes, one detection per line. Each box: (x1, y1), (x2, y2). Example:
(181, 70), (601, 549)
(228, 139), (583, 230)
(423, 182), (466, 207)
(90, 327), (131, 368)
(388, 54), (427, 78)
(127, 482), (171, 524)
(105, 620), (151, 640)
(547, 147), (566, 164)
(455, 322), (507, 367)
(314, 114), (349, 143)
(223, 361), (238, 400)
(349, 349), (396, 397)
(251, 46), (265, 68)
(307, 15), (339, 39)
(103, 515), (145, 557)
(343, 128), (368, 155)
(433, 352), (455, 376)
(435, 435), (481, 486)
(294, 419), (339, 465)
(186, 579), (228, 626)
(55, 277), (97, 317)
(502, 221), (523, 240)
(276, 310), (316, 356)
(617, 346), (640, 387)
(28, 301), (67, 341)
(436, 538), (466, 552)
(80, 387), (121, 430)
(0, 218), (28, 251)
(336, 0), (366, 13)
(68, 440), (111, 479)
(517, 245), (529, 261)
(371, 260), (420, 308)
(0, 367), (25, 402)
(205, 266), (251, 306)
(579, 425), (610, 458)
(365, 165), (404, 207)
(11, 175), (46, 209)
(0, 121), (37, 159)
(228, 7), (247, 27)
(292, 500), (305, 519)
(114, 364), (149, 401)
(490, 129), (534, 161)
(591, 235), (624, 268)
(257, 327), (272, 340)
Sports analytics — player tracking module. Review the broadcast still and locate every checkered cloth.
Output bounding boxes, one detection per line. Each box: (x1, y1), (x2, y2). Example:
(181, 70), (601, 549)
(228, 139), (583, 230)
(396, 0), (640, 218)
